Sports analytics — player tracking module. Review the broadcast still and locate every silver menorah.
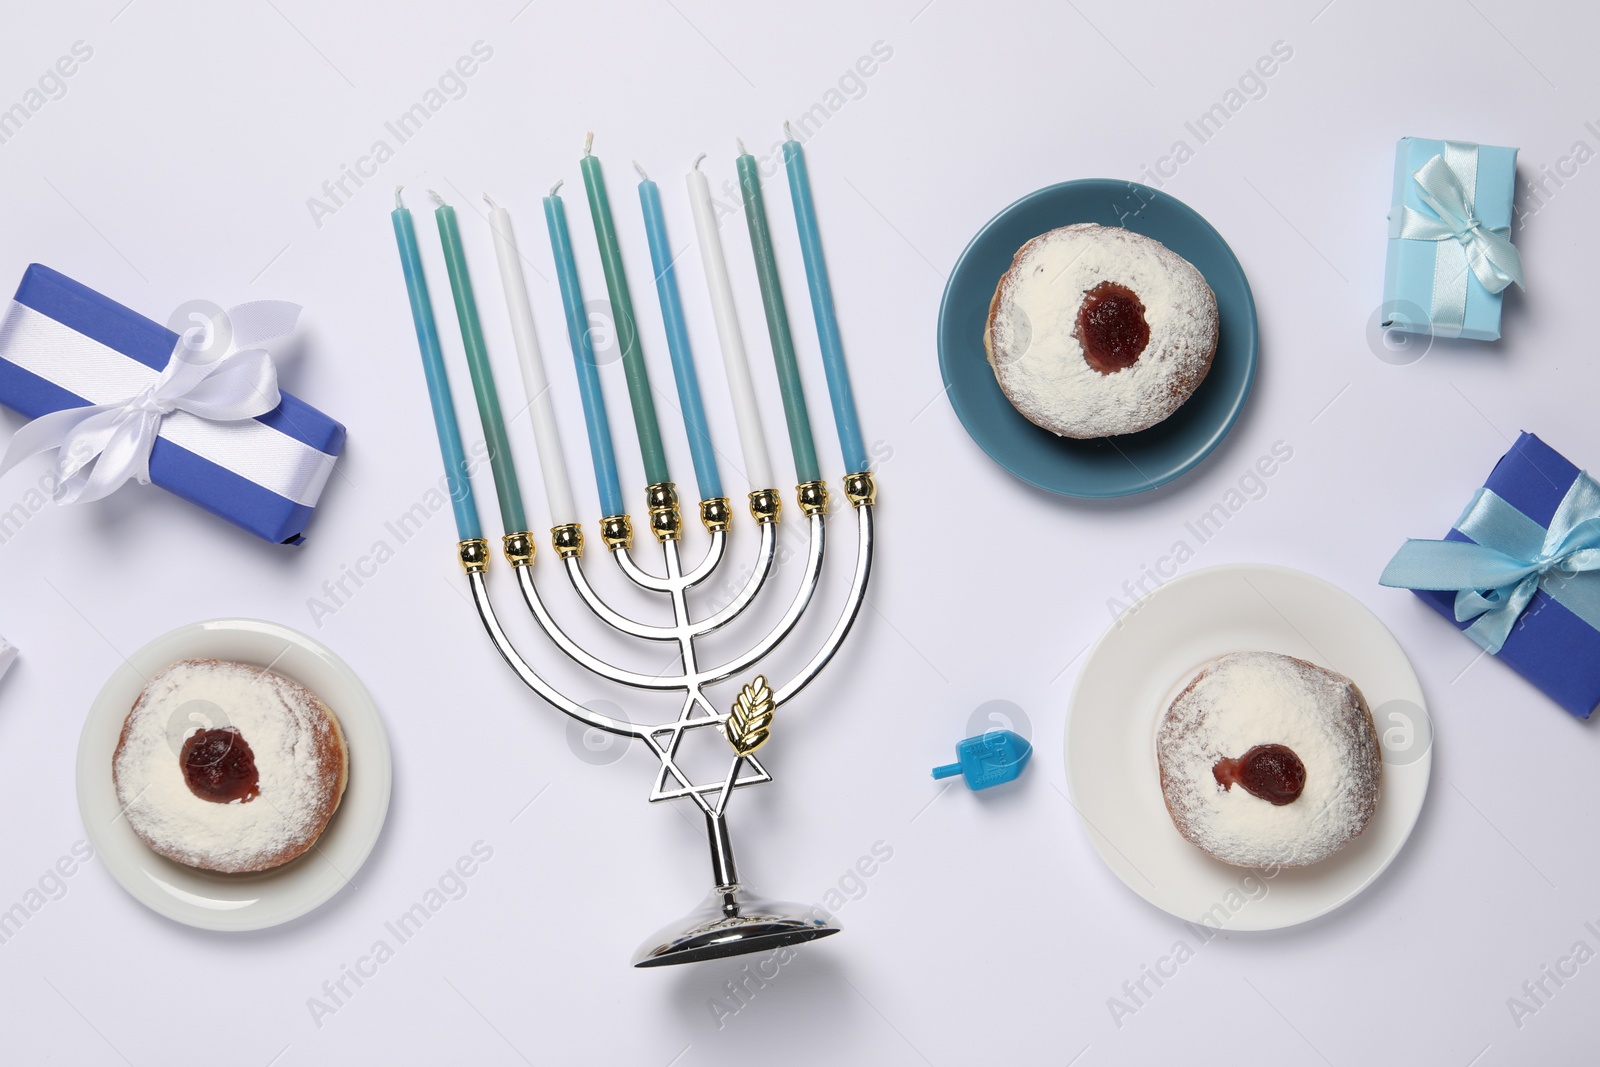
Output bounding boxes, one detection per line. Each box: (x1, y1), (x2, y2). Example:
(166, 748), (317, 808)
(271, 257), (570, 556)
(456, 471), (876, 966)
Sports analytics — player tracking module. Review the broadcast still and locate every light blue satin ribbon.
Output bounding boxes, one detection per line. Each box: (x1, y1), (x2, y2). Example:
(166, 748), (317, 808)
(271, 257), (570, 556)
(1380, 472), (1600, 654)
(1389, 141), (1525, 339)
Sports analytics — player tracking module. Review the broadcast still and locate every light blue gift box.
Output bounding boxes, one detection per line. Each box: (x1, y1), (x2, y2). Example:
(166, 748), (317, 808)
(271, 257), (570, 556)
(1382, 137), (1519, 341)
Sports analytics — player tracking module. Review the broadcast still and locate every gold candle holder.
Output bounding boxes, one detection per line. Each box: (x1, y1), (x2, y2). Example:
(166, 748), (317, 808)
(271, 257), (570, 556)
(551, 524), (584, 560)
(843, 470), (876, 508)
(748, 488), (781, 524)
(796, 480), (828, 517)
(600, 514), (634, 551)
(503, 532), (535, 567)
(700, 497), (732, 534)
(458, 538), (489, 574)
(647, 481), (682, 542)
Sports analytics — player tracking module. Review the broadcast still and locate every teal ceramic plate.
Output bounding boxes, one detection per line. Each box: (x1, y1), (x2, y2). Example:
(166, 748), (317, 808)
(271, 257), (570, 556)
(937, 180), (1258, 498)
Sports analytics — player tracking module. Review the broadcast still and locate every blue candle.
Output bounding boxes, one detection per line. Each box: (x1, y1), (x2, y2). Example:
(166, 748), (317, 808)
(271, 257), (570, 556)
(636, 163), (723, 502)
(544, 183), (625, 519)
(391, 187), (481, 540)
(782, 129), (868, 475)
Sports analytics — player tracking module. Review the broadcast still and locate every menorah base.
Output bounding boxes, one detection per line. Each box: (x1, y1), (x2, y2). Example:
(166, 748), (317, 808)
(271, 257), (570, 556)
(632, 884), (841, 968)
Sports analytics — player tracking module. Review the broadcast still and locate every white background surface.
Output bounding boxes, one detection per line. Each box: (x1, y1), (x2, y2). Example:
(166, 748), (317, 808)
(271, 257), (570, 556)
(1, 1), (1597, 1064)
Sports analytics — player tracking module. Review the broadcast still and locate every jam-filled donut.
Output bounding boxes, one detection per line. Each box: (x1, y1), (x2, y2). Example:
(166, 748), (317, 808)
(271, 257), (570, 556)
(112, 659), (349, 874)
(985, 223), (1218, 439)
(1156, 651), (1381, 869)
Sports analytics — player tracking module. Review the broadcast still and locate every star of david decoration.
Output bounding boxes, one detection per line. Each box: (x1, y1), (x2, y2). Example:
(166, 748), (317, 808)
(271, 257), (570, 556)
(645, 707), (773, 804)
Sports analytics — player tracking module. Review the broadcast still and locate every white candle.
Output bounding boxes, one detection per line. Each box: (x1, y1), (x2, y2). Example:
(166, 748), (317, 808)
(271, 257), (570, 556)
(484, 195), (578, 527)
(686, 156), (775, 492)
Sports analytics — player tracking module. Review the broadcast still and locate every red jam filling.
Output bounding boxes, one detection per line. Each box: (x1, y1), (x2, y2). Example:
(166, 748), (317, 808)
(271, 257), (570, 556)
(180, 727), (261, 804)
(1213, 744), (1306, 806)
(1075, 281), (1150, 374)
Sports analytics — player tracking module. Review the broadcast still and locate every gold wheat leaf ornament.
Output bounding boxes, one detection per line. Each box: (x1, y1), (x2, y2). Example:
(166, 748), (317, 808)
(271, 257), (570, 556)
(724, 676), (775, 757)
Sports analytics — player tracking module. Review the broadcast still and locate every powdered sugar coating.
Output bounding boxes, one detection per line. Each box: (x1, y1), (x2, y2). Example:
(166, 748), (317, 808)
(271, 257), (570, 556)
(1157, 652), (1380, 868)
(986, 223), (1218, 438)
(112, 659), (348, 874)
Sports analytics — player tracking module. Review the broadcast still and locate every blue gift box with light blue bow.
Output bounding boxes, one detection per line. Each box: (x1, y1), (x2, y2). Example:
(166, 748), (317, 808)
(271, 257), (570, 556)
(0, 265), (345, 544)
(1381, 433), (1600, 718)
(1382, 137), (1523, 341)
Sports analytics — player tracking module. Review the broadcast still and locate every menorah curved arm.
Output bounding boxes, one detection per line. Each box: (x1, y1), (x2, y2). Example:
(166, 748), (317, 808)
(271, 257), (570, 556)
(514, 564), (691, 691)
(694, 512), (826, 687)
(774, 501), (874, 706)
(689, 519), (778, 637)
(613, 528), (725, 591)
(612, 545), (672, 591)
(561, 555), (681, 642)
(681, 529), (729, 587)
(467, 570), (645, 737)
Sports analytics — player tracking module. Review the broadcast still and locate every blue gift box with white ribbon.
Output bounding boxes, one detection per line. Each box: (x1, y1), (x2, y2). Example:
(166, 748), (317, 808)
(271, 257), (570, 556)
(0, 264), (344, 544)
(1382, 137), (1523, 342)
(1381, 433), (1600, 719)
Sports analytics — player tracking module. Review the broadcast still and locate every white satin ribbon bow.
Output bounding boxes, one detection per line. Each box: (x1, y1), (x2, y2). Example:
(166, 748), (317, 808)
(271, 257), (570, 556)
(0, 301), (301, 504)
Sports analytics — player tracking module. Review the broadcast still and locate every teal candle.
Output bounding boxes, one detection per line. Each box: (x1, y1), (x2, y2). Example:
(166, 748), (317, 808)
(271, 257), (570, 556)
(737, 143), (820, 485)
(544, 184), (625, 519)
(391, 189), (481, 541)
(580, 138), (671, 488)
(432, 192), (528, 534)
(782, 131), (868, 475)
(637, 164), (722, 502)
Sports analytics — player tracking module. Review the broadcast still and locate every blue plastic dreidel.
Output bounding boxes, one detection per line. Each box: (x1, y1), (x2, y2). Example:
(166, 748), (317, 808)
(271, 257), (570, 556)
(932, 729), (1032, 790)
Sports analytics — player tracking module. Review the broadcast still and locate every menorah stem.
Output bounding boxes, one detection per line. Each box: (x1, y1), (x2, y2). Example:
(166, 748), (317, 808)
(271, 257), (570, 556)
(705, 809), (739, 898)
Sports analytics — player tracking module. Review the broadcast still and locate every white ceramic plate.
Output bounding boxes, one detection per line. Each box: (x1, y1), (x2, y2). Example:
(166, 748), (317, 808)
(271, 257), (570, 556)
(77, 619), (391, 931)
(1066, 564), (1431, 930)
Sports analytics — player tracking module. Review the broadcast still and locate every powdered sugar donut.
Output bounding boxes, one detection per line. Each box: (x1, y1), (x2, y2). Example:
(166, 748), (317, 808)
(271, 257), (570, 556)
(112, 659), (348, 874)
(985, 223), (1217, 439)
(1156, 651), (1380, 868)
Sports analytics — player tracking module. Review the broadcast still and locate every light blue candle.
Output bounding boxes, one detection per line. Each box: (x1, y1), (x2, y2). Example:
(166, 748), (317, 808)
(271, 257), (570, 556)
(782, 130), (868, 475)
(391, 188), (481, 540)
(636, 163), (723, 502)
(544, 184), (625, 519)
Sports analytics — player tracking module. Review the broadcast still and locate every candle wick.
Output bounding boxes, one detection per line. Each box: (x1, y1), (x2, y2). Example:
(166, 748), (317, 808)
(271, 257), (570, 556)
(584, 131), (594, 157)
(549, 179), (564, 196)
(633, 160), (649, 181)
(395, 185), (404, 209)
(693, 152), (706, 171)
(736, 137), (747, 156)
(483, 192), (498, 210)
(783, 120), (796, 142)
(427, 188), (446, 207)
